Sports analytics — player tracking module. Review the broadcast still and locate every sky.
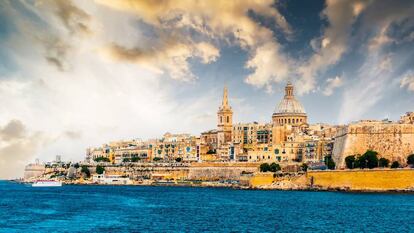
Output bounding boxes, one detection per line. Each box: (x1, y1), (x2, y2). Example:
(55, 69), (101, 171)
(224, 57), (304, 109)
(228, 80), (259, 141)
(0, 0), (414, 178)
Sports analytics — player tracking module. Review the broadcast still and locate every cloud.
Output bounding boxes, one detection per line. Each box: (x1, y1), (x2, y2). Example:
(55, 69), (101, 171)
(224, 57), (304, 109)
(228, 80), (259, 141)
(337, 0), (414, 123)
(322, 76), (343, 96)
(105, 41), (219, 81)
(400, 72), (414, 92)
(244, 42), (291, 92)
(95, 0), (293, 87)
(296, 0), (370, 95)
(37, 0), (92, 35)
(0, 120), (47, 179)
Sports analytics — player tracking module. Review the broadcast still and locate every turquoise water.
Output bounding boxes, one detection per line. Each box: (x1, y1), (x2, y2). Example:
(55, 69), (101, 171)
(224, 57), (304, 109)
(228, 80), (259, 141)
(1, 181), (414, 232)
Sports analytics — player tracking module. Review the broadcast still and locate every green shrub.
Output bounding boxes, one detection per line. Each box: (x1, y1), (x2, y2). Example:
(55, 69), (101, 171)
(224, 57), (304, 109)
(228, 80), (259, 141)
(378, 158), (390, 168)
(345, 155), (356, 169)
(96, 165), (105, 174)
(355, 150), (379, 169)
(81, 165), (90, 177)
(301, 163), (308, 172)
(269, 162), (281, 172)
(153, 157), (162, 162)
(324, 156), (336, 170)
(131, 157), (140, 162)
(407, 154), (414, 165)
(391, 161), (400, 169)
(94, 156), (110, 162)
(260, 163), (271, 172)
(206, 149), (216, 154)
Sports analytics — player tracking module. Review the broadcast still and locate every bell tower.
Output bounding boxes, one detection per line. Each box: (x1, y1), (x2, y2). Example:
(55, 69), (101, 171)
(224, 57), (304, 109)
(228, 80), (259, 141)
(217, 87), (233, 147)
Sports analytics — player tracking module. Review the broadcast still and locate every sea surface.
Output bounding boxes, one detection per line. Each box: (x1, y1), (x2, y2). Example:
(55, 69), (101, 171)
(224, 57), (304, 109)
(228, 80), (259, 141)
(1, 181), (414, 232)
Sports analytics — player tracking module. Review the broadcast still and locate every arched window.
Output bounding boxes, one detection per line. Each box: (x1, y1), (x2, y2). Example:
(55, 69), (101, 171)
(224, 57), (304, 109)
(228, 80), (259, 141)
(227, 116), (229, 123)
(288, 119), (291, 124)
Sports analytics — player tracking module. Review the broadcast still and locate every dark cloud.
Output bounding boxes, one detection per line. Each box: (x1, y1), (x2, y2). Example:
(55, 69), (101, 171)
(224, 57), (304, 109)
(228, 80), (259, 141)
(32, 0), (92, 71)
(0, 120), (46, 179)
(42, 0), (92, 35)
(42, 37), (71, 71)
(63, 130), (82, 140)
(0, 119), (26, 141)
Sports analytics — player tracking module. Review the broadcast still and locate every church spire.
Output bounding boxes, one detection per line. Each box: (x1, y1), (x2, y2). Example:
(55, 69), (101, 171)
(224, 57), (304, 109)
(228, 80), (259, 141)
(222, 86), (229, 107)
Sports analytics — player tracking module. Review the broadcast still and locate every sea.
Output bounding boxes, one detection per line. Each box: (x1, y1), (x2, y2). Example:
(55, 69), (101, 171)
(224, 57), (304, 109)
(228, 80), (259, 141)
(1, 180), (414, 232)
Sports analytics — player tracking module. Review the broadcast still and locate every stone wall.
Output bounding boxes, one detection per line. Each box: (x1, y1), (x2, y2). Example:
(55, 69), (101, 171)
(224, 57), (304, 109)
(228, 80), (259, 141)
(308, 169), (414, 191)
(333, 122), (414, 168)
(89, 163), (259, 181)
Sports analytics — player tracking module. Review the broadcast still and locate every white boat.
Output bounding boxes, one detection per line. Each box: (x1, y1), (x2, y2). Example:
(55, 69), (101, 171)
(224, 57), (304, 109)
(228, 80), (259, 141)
(32, 180), (62, 187)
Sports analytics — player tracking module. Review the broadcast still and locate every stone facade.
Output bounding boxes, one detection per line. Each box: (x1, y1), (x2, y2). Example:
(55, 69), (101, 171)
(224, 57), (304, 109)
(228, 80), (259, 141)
(332, 120), (414, 168)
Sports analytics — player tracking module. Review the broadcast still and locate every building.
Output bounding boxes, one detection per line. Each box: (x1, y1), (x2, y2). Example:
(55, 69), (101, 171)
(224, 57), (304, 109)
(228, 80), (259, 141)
(332, 118), (414, 168)
(272, 81), (308, 128)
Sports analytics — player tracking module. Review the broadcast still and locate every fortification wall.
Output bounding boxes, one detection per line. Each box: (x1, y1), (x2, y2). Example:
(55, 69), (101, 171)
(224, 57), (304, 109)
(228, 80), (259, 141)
(188, 166), (258, 180)
(333, 123), (414, 168)
(308, 169), (414, 191)
(91, 163), (259, 181)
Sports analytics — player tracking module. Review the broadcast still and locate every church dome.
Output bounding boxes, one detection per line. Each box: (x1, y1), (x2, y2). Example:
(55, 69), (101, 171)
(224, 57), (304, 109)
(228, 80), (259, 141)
(273, 82), (306, 115)
(276, 97), (306, 114)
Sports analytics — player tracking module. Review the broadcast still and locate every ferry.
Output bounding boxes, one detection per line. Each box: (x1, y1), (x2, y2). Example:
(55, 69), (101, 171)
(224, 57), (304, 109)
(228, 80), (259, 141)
(32, 180), (62, 187)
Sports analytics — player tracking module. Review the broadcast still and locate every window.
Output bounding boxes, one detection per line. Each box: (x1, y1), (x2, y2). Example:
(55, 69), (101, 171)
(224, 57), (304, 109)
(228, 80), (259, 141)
(227, 116), (229, 123)
(288, 119), (291, 124)
(220, 116), (222, 123)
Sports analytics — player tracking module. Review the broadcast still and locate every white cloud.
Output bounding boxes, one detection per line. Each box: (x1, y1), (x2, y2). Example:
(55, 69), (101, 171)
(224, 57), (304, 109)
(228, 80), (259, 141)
(322, 76), (343, 96)
(244, 42), (291, 92)
(95, 0), (293, 90)
(296, 0), (370, 95)
(338, 53), (395, 124)
(400, 72), (414, 92)
(0, 120), (48, 179)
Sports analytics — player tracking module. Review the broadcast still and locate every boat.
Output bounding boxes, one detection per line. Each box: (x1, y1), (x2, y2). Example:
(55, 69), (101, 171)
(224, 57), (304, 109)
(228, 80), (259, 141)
(32, 180), (62, 187)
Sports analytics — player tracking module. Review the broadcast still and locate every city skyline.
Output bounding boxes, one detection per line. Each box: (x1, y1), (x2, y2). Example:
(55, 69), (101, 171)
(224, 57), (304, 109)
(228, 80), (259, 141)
(1, 0), (414, 178)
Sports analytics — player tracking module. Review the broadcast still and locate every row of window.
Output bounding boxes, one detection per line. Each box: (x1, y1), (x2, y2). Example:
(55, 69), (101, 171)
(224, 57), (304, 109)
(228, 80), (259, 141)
(276, 118), (304, 124)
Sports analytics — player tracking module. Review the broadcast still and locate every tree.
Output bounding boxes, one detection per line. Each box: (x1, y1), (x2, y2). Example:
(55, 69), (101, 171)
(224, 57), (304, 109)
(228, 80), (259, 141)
(131, 157), (140, 162)
(355, 150), (379, 169)
(345, 155), (356, 169)
(260, 163), (271, 172)
(94, 156), (110, 162)
(96, 165), (105, 174)
(324, 156), (336, 170)
(364, 150), (379, 169)
(391, 161), (400, 169)
(301, 163), (308, 172)
(407, 154), (414, 166)
(81, 165), (90, 178)
(269, 162), (281, 172)
(175, 157), (182, 162)
(153, 157), (162, 162)
(73, 163), (80, 169)
(206, 149), (216, 154)
(123, 158), (131, 162)
(378, 158), (390, 168)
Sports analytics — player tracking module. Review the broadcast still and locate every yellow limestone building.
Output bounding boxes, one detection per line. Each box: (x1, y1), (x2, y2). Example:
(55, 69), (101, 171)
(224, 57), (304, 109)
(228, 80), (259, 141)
(211, 82), (323, 163)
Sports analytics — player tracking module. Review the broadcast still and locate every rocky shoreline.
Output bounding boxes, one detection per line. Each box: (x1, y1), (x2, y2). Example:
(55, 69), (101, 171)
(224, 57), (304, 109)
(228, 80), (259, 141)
(11, 179), (414, 193)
